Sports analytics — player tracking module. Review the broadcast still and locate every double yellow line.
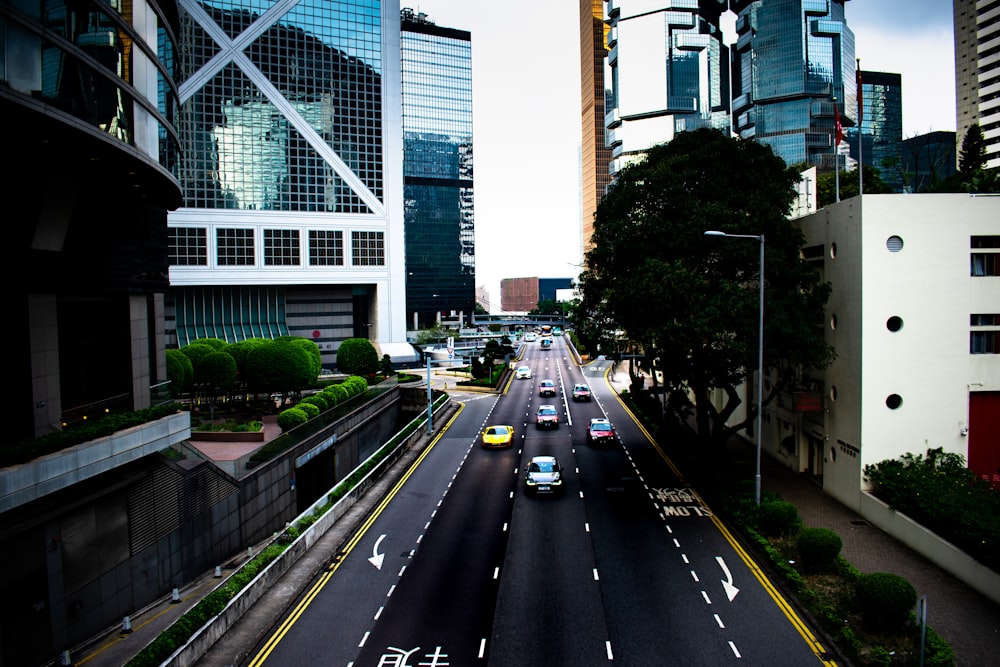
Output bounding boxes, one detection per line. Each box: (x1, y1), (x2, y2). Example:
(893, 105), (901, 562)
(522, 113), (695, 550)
(247, 403), (465, 666)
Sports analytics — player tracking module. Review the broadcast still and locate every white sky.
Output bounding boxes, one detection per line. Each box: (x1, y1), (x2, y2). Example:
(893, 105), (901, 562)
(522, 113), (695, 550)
(407, 1), (956, 311)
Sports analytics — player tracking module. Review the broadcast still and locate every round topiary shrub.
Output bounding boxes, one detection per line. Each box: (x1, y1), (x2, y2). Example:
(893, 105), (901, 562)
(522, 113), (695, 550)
(300, 394), (329, 412)
(754, 500), (801, 537)
(336, 338), (379, 376)
(796, 527), (842, 572)
(277, 407), (309, 432)
(295, 402), (320, 419)
(855, 572), (917, 632)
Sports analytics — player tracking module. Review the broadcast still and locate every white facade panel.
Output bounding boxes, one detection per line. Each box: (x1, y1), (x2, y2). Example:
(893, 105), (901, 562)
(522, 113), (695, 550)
(797, 193), (1000, 511)
(617, 13), (668, 118)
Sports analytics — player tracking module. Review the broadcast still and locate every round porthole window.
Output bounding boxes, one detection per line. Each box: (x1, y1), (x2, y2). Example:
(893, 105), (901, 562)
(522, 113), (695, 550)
(886, 235), (904, 252)
(887, 316), (903, 332)
(885, 394), (903, 410)
(829, 242), (837, 259)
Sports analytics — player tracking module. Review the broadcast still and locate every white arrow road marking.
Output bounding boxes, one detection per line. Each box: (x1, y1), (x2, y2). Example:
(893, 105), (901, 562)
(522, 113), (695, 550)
(717, 556), (740, 601)
(369, 534), (386, 570)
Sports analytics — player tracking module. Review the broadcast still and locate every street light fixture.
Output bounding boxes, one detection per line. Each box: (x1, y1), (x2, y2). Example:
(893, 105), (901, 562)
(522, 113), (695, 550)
(704, 230), (765, 506)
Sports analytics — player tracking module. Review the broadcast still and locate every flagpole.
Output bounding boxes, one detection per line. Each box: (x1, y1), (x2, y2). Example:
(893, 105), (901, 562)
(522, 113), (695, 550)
(834, 96), (840, 202)
(857, 58), (863, 195)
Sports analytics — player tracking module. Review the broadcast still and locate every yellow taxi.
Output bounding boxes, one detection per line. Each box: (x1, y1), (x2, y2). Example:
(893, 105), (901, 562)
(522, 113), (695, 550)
(481, 424), (515, 448)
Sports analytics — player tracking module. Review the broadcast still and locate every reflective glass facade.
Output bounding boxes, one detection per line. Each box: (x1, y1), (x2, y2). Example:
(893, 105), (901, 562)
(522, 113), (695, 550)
(731, 0), (856, 171)
(177, 0), (383, 212)
(846, 71), (903, 192)
(401, 9), (475, 328)
(604, 0), (731, 176)
(168, 0), (407, 361)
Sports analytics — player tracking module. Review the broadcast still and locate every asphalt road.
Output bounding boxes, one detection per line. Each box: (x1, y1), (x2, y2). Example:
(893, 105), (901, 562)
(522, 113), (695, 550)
(240, 336), (836, 666)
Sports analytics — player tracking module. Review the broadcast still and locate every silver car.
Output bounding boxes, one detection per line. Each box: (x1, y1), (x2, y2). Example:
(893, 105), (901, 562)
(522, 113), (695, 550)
(524, 455), (564, 495)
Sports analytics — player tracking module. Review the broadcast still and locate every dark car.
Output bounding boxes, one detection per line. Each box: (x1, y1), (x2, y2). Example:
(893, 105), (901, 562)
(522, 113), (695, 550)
(539, 379), (557, 397)
(524, 455), (564, 495)
(587, 418), (615, 447)
(572, 383), (591, 401)
(535, 405), (560, 429)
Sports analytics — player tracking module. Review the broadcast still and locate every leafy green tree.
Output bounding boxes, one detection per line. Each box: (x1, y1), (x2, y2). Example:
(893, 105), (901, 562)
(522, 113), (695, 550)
(244, 339), (314, 394)
(165, 349), (194, 395)
(336, 338), (379, 375)
(193, 350), (238, 419)
(581, 128), (834, 452)
(287, 336), (322, 379)
(529, 299), (566, 316)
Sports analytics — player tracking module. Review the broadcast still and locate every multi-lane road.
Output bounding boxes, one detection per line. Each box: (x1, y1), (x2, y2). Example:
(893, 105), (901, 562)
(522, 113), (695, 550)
(243, 335), (837, 666)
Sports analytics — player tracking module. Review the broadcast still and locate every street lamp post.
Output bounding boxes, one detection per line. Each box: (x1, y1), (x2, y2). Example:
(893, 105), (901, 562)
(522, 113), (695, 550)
(705, 230), (765, 506)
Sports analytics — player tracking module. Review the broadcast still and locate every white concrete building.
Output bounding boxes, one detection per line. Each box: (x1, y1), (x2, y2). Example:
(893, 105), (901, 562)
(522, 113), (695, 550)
(790, 194), (1000, 511)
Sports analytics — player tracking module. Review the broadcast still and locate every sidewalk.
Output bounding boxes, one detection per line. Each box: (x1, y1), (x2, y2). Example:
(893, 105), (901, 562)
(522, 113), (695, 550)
(606, 361), (1000, 666)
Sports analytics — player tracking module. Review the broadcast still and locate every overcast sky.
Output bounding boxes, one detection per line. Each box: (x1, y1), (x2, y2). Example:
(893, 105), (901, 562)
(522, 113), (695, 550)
(406, 1), (956, 311)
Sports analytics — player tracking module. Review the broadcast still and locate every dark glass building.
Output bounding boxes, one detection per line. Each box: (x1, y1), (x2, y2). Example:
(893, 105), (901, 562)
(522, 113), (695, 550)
(846, 71), (904, 192)
(902, 131), (958, 193)
(400, 8), (475, 330)
(732, 0), (857, 172)
(1, 0), (184, 660)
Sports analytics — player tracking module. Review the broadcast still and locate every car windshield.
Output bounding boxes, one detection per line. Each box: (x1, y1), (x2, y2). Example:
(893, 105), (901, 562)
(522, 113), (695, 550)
(591, 423), (611, 432)
(575, 385), (588, 391)
(542, 381), (553, 386)
(487, 427), (507, 435)
(530, 461), (555, 472)
(539, 408), (557, 415)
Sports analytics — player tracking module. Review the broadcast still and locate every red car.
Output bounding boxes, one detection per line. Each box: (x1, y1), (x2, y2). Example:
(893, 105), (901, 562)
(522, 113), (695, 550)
(535, 405), (560, 429)
(587, 418), (615, 446)
(539, 379), (557, 397)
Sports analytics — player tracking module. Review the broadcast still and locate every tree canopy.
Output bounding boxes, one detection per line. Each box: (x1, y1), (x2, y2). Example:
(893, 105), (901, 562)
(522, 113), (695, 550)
(580, 128), (835, 450)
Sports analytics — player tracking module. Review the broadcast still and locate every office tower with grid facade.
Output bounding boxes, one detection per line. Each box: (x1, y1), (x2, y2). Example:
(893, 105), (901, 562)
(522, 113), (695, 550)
(167, 0), (414, 366)
(954, 0), (1000, 169)
(732, 0), (856, 171)
(400, 8), (475, 330)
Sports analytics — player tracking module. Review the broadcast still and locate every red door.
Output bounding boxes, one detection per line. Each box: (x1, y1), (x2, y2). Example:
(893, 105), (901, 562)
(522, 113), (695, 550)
(968, 391), (1000, 488)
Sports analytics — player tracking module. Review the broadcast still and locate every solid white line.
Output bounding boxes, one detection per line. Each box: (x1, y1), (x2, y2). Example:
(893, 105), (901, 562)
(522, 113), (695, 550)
(479, 638), (487, 658)
(585, 522), (591, 532)
(493, 567), (500, 579)
(398, 566), (406, 576)
(593, 568), (600, 580)
(606, 641), (614, 660)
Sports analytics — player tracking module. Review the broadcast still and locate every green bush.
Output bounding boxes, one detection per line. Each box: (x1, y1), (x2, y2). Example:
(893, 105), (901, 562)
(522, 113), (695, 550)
(796, 527), (842, 572)
(295, 402), (320, 419)
(165, 349), (194, 394)
(855, 572), (917, 632)
(754, 499), (801, 537)
(300, 394), (329, 412)
(336, 338), (379, 375)
(276, 407), (309, 432)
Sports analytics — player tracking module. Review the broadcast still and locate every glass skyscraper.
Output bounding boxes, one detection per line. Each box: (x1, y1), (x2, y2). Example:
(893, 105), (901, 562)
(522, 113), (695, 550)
(167, 0), (412, 365)
(400, 8), (475, 330)
(731, 0), (856, 171)
(846, 71), (904, 192)
(603, 0), (731, 177)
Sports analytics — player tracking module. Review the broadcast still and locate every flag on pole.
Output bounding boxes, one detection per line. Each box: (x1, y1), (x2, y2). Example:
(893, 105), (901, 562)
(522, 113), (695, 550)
(834, 101), (843, 146)
(857, 60), (864, 195)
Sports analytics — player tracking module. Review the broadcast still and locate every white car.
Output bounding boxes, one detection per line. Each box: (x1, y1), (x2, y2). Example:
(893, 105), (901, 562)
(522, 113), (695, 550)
(515, 365), (532, 379)
(524, 332), (537, 342)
